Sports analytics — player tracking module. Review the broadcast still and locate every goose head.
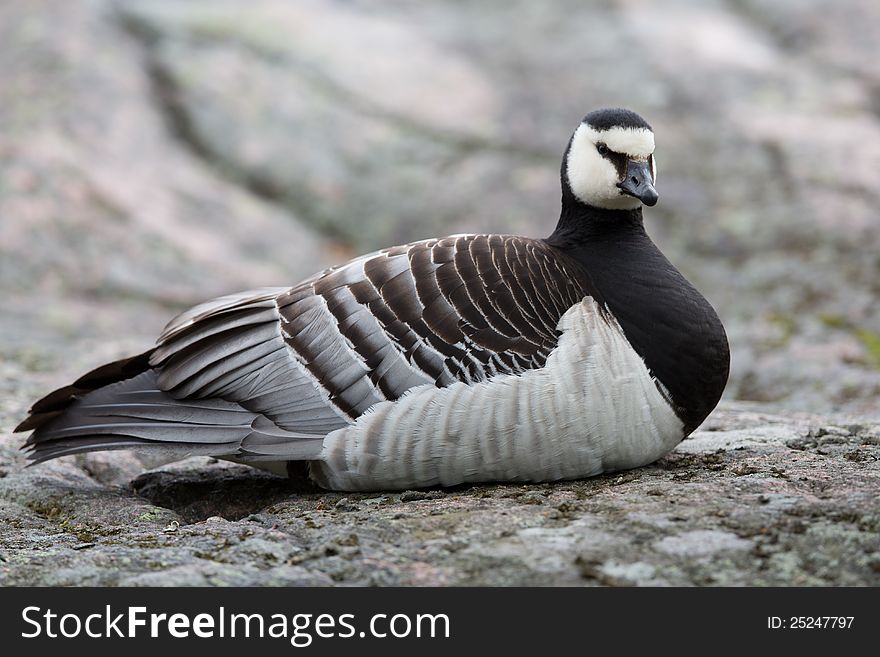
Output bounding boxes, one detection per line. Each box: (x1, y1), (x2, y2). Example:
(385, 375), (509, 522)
(563, 108), (658, 210)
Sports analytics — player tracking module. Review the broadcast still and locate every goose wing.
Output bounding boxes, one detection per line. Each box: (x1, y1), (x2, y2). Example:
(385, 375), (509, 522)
(151, 235), (592, 431)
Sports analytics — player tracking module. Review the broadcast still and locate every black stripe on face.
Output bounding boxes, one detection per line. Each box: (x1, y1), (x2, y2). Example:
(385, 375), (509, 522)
(598, 144), (629, 178)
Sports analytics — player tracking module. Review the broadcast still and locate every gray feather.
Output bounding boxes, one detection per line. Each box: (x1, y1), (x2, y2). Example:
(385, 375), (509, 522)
(150, 288), (349, 433)
(24, 371), (325, 464)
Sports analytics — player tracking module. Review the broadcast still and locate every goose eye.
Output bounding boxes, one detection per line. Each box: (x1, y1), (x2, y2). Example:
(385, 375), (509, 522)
(596, 143), (609, 156)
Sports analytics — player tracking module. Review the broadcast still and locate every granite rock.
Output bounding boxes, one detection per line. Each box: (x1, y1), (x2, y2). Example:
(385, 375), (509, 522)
(1, 0), (879, 585)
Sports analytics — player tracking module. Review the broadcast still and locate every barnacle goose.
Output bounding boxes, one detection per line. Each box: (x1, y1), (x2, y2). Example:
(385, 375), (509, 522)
(15, 108), (729, 491)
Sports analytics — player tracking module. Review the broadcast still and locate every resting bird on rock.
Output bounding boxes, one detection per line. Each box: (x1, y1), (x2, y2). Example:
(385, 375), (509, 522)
(15, 108), (730, 491)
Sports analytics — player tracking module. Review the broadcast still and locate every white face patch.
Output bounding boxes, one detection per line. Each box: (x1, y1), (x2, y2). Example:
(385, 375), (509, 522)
(585, 124), (655, 158)
(565, 123), (656, 209)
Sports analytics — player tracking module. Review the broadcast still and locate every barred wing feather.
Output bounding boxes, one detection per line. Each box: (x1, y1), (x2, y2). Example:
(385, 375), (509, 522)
(19, 235), (592, 464)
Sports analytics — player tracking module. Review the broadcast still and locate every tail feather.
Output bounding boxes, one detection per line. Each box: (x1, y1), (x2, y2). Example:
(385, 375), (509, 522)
(15, 351), (154, 432)
(16, 365), (325, 466)
(26, 437), (228, 466)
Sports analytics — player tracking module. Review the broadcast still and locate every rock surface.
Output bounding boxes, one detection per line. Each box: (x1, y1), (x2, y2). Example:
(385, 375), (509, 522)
(2, 404), (878, 586)
(1, 0), (879, 585)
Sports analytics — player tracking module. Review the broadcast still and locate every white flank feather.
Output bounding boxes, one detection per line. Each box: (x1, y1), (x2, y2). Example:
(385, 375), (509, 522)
(311, 297), (684, 491)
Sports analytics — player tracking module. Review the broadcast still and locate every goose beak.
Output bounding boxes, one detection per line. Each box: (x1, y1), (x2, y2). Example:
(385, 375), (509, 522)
(617, 159), (659, 207)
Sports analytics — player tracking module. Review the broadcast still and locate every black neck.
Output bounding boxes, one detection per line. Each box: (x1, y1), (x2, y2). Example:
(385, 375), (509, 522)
(544, 197), (730, 434)
(548, 159), (647, 246)
(546, 200), (646, 248)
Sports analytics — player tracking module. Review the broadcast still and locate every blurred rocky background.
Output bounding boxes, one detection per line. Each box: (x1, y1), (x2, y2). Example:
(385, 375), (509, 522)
(1, 0), (878, 586)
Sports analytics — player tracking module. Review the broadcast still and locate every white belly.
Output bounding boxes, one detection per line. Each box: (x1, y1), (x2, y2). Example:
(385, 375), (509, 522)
(310, 297), (684, 491)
